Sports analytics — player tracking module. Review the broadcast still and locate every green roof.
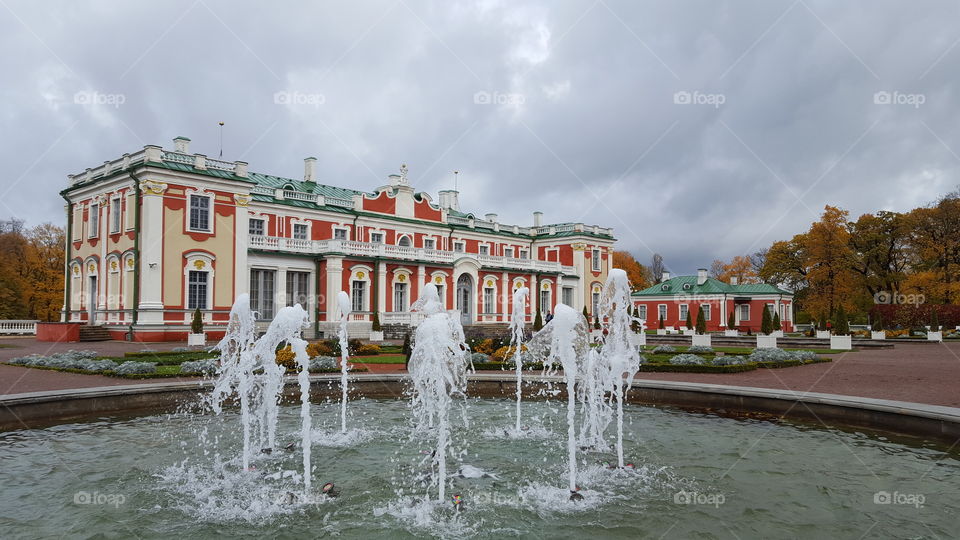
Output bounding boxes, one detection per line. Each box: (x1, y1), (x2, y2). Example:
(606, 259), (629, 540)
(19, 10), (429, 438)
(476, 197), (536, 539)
(247, 172), (366, 200)
(632, 275), (791, 297)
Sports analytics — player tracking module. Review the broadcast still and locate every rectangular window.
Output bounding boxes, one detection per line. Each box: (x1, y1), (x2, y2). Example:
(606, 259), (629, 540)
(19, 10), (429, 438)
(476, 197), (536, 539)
(189, 195), (210, 232)
(454, 241), (465, 253)
(333, 228), (347, 240)
(293, 223), (308, 240)
(703, 304), (711, 321)
(504, 247), (514, 258)
(89, 203), (99, 238)
(540, 290), (550, 315)
(110, 197), (121, 233)
(187, 270), (208, 310)
(658, 304), (667, 321)
(351, 281), (366, 313)
(592, 249), (601, 271)
(679, 304), (689, 321)
(424, 237), (436, 250)
(394, 282), (408, 312)
(479, 245), (489, 255)
(370, 232), (384, 244)
(562, 287), (574, 307)
(125, 193), (135, 230)
(639, 305), (647, 321)
(483, 287), (495, 314)
(250, 269), (275, 319)
(286, 271), (309, 307)
(436, 285), (445, 308)
(767, 303), (776, 316)
(520, 249), (529, 259)
(738, 304), (750, 321)
(249, 218), (264, 236)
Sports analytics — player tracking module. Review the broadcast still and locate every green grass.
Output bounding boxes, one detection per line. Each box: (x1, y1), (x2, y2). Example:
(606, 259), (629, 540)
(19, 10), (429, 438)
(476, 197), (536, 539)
(102, 351), (218, 365)
(350, 354), (406, 364)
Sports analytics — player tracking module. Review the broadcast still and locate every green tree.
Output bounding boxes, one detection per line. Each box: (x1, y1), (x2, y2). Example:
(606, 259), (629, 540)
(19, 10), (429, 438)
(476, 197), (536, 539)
(631, 305), (640, 332)
(760, 305), (773, 335)
(402, 333), (412, 368)
(191, 308), (204, 334)
(533, 309), (543, 331)
(582, 306), (589, 320)
(772, 311), (782, 331)
(695, 305), (706, 335)
(658, 315), (665, 329)
(930, 308), (940, 332)
(834, 306), (849, 335)
(684, 308), (692, 330)
(593, 314), (601, 330)
(727, 310), (736, 330)
(872, 312), (884, 331)
(371, 310), (382, 332)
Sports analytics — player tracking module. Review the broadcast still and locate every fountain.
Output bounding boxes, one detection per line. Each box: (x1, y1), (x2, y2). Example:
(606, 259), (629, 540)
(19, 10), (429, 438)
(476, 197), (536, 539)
(509, 286), (529, 434)
(529, 303), (591, 500)
(597, 269), (642, 468)
(336, 291), (352, 433)
(405, 283), (470, 502)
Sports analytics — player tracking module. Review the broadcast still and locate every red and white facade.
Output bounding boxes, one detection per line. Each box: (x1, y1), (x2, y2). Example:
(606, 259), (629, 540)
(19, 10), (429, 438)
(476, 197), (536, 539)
(61, 137), (616, 341)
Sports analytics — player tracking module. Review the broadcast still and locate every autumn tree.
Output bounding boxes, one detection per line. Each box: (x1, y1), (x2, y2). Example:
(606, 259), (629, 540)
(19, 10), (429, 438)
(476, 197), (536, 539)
(0, 219), (65, 321)
(612, 250), (651, 291)
(711, 255), (760, 284)
(803, 206), (860, 316)
(848, 211), (910, 302)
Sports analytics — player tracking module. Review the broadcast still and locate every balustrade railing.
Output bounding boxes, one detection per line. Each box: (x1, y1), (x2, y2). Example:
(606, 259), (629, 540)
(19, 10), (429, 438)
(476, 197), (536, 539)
(0, 320), (38, 335)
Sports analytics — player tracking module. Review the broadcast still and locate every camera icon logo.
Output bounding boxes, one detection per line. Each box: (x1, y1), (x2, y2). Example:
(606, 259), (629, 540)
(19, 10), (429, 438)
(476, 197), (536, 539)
(673, 91), (692, 105)
(873, 291), (891, 304)
(874, 491), (892, 504)
(74, 491), (92, 504)
(873, 91), (891, 105)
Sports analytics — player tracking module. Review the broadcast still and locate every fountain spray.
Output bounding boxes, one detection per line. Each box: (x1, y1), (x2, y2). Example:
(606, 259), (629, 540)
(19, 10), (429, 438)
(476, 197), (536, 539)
(509, 286), (529, 433)
(598, 269), (641, 468)
(406, 283), (469, 502)
(337, 291), (352, 433)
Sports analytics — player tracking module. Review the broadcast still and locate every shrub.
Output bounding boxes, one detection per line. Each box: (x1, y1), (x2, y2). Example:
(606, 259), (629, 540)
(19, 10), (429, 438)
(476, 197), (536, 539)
(773, 311), (781, 331)
(471, 352), (491, 364)
(658, 315), (665, 330)
(533, 310), (543, 331)
(834, 306), (850, 335)
(180, 359), (218, 375)
(473, 338), (496, 355)
(492, 345), (527, 362)
(348, 338), (364, 355)
(356, 344), (381, 356)
(171, 346), (190, 353)
(309, 356), (338, 371)
(872, 312), (884, 331)
(711, 356), (747, 366)
(687, 345), (713, 354)
(114, 361), (157, 375)
(651, 344), (676, 354)
(747, 348), (817, 364)
(669, 354), (705, 366)
(761, 306), (773, 335)
(695, 305), (706, 335)
(582, 306), (589, 321)
(402, 333), (412, 365)
(931, 309), (940, 332)
(191, 308), (204, 334)
(727, 311), (736, 330)
(306, 341), (334, 358)
(631, 306), (640, 333)
(371, 310), (382, 332)
(275, 345), (296, 370)
(593, 315), (601, 330)
(685, 309), (693, 330)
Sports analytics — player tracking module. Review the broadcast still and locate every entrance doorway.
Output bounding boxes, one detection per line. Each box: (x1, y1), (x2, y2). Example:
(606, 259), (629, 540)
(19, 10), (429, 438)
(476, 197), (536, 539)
(456, 274), (473, 325)
(88, 275), (98, 325)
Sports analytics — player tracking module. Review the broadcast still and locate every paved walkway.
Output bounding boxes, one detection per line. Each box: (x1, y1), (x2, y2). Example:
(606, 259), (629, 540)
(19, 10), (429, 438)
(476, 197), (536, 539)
(1, 337), (958, 407)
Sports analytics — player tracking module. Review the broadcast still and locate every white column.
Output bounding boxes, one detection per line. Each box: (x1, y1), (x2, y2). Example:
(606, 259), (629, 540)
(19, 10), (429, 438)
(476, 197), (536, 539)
(501, 271), (509, 322)
(417, 263), (426, 298)
(326, 256), (343, 321)
(529, 273), (537, 322)
(377, 261), (387, 319)
(276, 265), (288, 311)
(137, 181), (167, 324)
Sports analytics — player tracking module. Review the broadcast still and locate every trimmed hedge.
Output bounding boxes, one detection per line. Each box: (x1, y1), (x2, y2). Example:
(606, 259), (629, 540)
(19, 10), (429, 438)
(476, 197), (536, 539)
(471, 362), (545, 371)
(639, 363), (756, 373)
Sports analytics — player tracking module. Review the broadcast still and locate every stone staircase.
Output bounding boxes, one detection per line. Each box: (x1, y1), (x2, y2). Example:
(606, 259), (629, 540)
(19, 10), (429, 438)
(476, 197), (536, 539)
(78, 325), (112, 342)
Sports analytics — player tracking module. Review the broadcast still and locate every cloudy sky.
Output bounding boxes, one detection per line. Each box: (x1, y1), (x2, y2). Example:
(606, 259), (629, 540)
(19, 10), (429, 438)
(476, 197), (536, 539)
(2, 0), (959, 275)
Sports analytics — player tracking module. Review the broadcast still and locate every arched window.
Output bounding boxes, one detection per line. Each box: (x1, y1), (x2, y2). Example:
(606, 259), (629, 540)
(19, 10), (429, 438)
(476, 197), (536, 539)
(398, 235), (412, 247)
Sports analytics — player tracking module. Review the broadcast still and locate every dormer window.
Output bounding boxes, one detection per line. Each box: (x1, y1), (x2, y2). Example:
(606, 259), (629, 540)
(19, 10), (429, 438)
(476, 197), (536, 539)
(682, 283), (692, 290)
(661, 284), (670, 291)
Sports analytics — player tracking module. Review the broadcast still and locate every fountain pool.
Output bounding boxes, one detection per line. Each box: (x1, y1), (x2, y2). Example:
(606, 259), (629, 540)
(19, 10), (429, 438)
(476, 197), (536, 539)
(0, 397), (956, 539)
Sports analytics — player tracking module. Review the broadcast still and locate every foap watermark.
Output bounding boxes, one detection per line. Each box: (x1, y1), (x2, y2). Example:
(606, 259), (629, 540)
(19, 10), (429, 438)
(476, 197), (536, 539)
(674, 490), (725, 508)
(473, 91), (525, 106)
(471, 490), (521, 506)
(874, 490), (925, 509)
(673, 90), (725, 108)
(273, 90), (325, 108)
(74, 490), (126, 508)
(873, 291), (925, 305)
(74, 91), (126, 108)
(873, 91), (925, 108)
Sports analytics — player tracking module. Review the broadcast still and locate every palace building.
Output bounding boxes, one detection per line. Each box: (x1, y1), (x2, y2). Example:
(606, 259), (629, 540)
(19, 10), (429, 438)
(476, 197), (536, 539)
(60, 137), (616, 341)
(631, 270), (795, 333)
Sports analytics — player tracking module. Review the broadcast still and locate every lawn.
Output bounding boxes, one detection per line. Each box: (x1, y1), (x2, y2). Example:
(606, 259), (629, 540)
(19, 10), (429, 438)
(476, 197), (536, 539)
(351, 354), (406, 364)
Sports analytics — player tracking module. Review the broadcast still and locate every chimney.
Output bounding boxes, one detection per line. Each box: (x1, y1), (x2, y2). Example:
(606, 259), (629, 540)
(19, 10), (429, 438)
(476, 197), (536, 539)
(661, 271), (670, 282)
(485, 213), (497, 223)
(729, 276), (738, 286)
(173, 136), (190, 154)
(304, 157), (317, 183)
(697, 268), (708, 285)
(533, 211), (543, 227)
(438, 190), (460, 211)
